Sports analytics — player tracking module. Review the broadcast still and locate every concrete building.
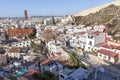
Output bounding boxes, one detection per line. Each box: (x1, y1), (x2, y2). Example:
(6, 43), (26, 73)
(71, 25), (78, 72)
(12, 40), (31, 48)
(7, 28), (35, 38)
(69, 32), (106, 51)
(47, 40), (63, 54)
(5, 47), (22, 58)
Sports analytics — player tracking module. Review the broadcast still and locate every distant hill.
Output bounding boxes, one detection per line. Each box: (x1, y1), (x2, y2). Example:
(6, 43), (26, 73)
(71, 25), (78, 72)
(74, 4), (120, 38)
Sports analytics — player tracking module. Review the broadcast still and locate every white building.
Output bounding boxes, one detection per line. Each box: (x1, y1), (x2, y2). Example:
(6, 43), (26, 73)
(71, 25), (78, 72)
(5, 47), (24, 58)
(69, 32), (106, 51)
(47, 40), (63, 54)
(12, 40), (31, 48)
(97, 49), (119, 63)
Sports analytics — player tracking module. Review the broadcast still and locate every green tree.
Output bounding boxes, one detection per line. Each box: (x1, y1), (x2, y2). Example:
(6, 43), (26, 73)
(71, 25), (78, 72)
(69, 51), (86, 69)
(32, 73), (41, 80)
(69, 52), (81, 66)
(28, 33), (36, 40)
(32, 71), (55, 80)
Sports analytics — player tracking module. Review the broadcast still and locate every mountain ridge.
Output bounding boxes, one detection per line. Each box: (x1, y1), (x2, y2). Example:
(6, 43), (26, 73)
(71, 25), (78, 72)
(74, 4), (120, 38)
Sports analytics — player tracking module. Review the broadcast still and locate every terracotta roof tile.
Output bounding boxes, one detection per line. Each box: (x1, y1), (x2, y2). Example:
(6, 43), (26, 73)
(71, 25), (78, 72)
(22, 70), (37, 80)
(40, 56), (57, 65)
(98, 49), (118, 57)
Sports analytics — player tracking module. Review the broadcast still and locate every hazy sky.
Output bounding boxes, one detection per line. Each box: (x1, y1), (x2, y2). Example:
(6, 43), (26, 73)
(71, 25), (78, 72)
(0, 0), (114, 17)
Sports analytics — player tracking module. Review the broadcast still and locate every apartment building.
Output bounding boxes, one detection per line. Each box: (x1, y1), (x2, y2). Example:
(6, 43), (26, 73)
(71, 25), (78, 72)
(7, 28), (36, 38)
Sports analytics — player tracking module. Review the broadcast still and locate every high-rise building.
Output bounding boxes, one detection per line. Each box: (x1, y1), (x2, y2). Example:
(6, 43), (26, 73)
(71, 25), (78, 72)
(24, 10), (28, 19)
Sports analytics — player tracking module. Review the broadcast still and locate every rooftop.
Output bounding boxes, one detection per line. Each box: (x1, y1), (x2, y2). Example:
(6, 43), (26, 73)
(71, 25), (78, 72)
(61, 68), (74, 76)
(22, 61), (36, 67)
(98, 49), (118, 57)
(22, 70), (37, 80)
(40, 56), (57, 65)
(102, 44), (120, 50)
(9, 47), (21, 53)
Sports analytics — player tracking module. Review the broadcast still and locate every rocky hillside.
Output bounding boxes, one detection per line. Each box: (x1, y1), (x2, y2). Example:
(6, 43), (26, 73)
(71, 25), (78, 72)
(74, 4), (120, 37)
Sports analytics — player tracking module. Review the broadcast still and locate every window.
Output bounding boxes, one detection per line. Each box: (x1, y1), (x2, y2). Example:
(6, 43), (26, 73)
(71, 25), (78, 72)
(88, 47), (90, 49)
(104, 56), (106, 59)
(99, 54), (102, 57)
(89, 41), (92, 46)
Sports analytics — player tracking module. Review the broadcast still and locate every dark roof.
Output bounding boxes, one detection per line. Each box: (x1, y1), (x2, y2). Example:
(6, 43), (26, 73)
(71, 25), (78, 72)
(0, 49), (5, 54)
(22, 61), (36, 67)
(0, 76), (4, 80)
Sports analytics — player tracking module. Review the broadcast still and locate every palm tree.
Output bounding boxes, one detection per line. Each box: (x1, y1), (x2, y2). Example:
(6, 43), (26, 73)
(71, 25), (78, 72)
(69, 51), (82, 67)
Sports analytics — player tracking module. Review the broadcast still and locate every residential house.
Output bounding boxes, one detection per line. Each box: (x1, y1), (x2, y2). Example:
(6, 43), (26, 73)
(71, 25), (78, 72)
(69, 31), (106, 51)
(97, 49), (119, 63)
(21, 61), (38, 71)
(40, 60), (63, 76)
(47, 40), (63, 55)
(5, 47), (22, 58)
(12, 40), (31, 48)
(7, 28), (36, 38)
(100, 44), (120, 54)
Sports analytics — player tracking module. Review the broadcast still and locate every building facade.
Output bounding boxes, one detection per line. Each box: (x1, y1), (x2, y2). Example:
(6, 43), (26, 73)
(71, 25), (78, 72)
(7, 28), (35, 38)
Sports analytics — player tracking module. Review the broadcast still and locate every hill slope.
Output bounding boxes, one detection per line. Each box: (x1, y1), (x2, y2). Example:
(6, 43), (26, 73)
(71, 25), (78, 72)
(75, 4), (120, 36)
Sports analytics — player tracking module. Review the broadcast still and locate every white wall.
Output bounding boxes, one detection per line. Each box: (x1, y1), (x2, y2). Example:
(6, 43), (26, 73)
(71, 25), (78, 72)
(95, 33), (106, 45)
(12, 40), (31, 48)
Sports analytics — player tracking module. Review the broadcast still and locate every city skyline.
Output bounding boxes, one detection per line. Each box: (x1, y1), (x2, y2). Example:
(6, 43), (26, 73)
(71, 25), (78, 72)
(0, 0), (114, 17)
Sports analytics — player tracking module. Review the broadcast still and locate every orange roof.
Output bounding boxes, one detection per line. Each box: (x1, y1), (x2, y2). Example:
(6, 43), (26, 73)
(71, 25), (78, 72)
(102, 44), (120, 50)
(92, 31), (100, 35)
(22, 70), (37, 80)
(98, 49), (118, 57)
(78, 32), (86, 35)
(40, 56), (57, 65)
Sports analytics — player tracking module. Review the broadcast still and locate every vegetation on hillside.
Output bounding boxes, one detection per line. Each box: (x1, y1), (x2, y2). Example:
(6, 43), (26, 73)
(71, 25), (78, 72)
(74, 4), (120, 39)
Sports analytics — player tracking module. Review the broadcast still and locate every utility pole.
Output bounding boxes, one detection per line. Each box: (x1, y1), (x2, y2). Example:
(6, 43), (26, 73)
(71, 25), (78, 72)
(95, 63), (99, 80)
(95, 67), (97, 80)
